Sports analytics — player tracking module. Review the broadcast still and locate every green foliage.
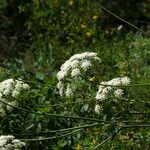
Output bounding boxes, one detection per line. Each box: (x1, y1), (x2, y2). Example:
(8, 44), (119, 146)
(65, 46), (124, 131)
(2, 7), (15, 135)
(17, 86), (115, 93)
(0, 0), (150, 149)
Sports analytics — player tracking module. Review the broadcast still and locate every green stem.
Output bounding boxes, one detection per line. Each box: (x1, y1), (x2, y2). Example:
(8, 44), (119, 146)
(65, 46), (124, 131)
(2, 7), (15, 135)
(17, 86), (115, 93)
(39, 99), (91, 107)
(0, 100), (115, 125)
(122, 125), (150, 128)
(92, 127), (122, 150)
(92, 0), (150, 37)
(20, 129), (81, 141)
(20, 78), (150, 88)
(11, 123), (99, 136)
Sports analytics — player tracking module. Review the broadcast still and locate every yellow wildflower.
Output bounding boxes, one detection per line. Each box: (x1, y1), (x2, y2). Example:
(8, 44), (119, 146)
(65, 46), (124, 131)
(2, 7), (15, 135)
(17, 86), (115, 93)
(105, 30), (109, 34)
(86, 32), (92, 38)
(76, 144), (84, 150)
(93, 139), (97, 144)
(117, 121), (125, 127)
(81, 24), (87, 29)
(88, 76), (96, 82)
(69, 0), (74, 6)
(92, 15), (99, 21)
(119, 135), (129, 142)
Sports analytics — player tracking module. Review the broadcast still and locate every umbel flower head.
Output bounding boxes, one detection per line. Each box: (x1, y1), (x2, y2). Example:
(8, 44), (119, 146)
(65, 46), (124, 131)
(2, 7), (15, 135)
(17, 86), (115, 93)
(0, 78), (30, 116)
(95, 77), (131, 114)
(0, 135), (26, 150)
(56, 52), (101, 97)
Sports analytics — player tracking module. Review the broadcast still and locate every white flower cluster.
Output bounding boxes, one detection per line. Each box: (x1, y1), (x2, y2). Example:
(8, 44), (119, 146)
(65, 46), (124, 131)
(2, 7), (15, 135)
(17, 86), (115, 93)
(94, 104), (103, 115)
(0, 78), (30, 116)
(95, 77), (130, 114)
(57, 52), (101, 97)
(0, 135), (26, 150)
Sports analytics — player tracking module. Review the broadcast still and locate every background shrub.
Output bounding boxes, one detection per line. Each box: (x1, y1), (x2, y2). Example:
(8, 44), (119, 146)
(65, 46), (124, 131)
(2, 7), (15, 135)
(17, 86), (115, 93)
(0, 0), (149, 149)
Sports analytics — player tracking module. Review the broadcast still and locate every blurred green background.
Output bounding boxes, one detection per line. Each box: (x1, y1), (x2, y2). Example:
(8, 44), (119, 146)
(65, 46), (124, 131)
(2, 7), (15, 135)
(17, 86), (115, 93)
(0, 0), (150, 149)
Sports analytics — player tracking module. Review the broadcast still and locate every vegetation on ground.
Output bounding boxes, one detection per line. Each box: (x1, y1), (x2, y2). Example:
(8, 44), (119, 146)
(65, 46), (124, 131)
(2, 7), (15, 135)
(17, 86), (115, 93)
(0, 0), (150, 149)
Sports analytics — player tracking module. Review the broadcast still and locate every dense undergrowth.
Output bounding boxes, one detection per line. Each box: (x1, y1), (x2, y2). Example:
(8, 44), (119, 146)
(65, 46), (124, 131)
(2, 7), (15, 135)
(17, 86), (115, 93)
(0, 0), (150, 149)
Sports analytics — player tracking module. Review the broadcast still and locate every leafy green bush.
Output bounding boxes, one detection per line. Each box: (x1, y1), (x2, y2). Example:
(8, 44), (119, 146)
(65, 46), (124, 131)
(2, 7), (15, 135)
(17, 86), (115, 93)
(0, 0), (150, 149)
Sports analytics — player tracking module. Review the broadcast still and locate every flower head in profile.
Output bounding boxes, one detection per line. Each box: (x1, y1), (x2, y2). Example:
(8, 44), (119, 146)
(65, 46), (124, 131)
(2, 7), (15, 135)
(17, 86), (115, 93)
(0, 78), (30, 116)
(56, 52), (101, 97)
(0, 135), (26, 150)
(96, 77), (130, 101)
(95, 77), (131, 114)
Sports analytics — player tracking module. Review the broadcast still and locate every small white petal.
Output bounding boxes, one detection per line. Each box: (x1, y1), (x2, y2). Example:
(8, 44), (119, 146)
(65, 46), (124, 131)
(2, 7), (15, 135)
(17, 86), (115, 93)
(65, 84), (73, 97)
(81, 60), (92, 70)
(12, 90), (20, 98)
(114, 89), (124, 98)
(94, 104), (103, 114)
(71, 68), (80, 77)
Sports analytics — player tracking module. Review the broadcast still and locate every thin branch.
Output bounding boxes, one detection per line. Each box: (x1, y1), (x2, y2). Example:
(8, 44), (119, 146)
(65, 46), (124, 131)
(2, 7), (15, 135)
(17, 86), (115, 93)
(89, 81), (150, 87)
(122, 125), (150, 128)
(19, 78), (150, 88)
(92, 127), (122, 150)
(19, 129), (81, 141)
(0, 100), (116, 125)
(129, 111), (150, 115)
(39, 100), (91, 107)
(18, 79), (93, 96)
(9, 123), (99, 136)
(92, 0), (150, 37)
(115, 121), (150, 124)
(18, 79), (55, 88)
(92, 135), (112, 150)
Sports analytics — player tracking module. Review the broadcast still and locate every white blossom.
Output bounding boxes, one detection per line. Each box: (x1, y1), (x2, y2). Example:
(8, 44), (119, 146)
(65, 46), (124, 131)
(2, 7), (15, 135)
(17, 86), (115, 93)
(0, 135), (26, 150)
(0, 78), (29, 97)
(94, 104), (103, 114)
(0, 139), (7, 146)
(59, 86), (64, 97)
(0, 106), (5, 117)
(7, 100), (19, 112)
(96, 93), (106, 101)
(5, 144), (14, 149)
(57, 81), (63, 90)
(3, 89), (10, 96)
(70, 59), (79, 68)
(13, 139), (26, 149)
(96, 77), (130, 101)
(69, 52), (96, 61)
(121, 77), (131, 85)
(57, 71), (68, 81)
(57, 52), (101, 97)
(0, 78), (14, 93)
(0, 98), (6, 116)
(114, 89), (124, 98)
(22, 83), (30, 89)
(95, 77), (130, 114)
(65, 84), (73, 97)
(81, 60), (92, 70)
(107, 77), (121, 86)
(0, 92), (2, 98)
(0, 78), (30, 116)
(12, 90), (20, 98)
(60, 62), (71, 71)
(117, 25), (123, 31)
(6, 102), (13, 112)
(71, 68), (80, 77)
(88, 52), (97, 57)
